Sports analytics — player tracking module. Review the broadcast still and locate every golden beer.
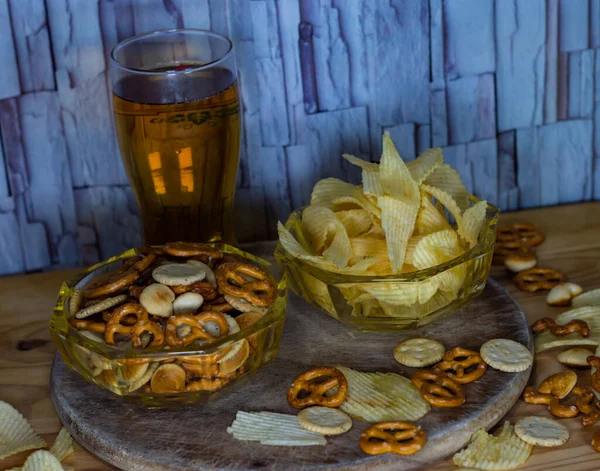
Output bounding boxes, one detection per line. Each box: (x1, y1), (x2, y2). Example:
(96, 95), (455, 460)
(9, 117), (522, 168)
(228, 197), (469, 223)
(110, 30), (240, 245)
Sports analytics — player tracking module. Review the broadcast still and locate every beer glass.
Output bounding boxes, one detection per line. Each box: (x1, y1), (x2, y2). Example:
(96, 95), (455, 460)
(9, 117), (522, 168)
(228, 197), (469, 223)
(110, 29), (241, 245)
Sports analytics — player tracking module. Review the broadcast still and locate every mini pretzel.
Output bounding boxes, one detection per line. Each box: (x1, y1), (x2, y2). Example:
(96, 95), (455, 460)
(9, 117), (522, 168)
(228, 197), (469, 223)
(515, 267), (566, 292)
(85, 254), (157, 299)
(496, 223), (545, 246)
(69, 317), (106, 333)
(572, 385), (600, 426)
(433, 347), (487, 384)
(165, 311), (230, 347)
(411, 369), (465, 408)
(522, 386), (579, 418)
(588, 355), (600, 393)
(186, 376), (229, 391)
(104, 303), (149, 345)
(287, 367), (348, 409)
(172, 281), (217, 301)
(531, 317), (590, 337)
(359, 422), (426, 456)
(131, 320), (164, 348)
(216, 263), (277, 307)
(163, 242), (223, 260)
(202, 300), (234, 312)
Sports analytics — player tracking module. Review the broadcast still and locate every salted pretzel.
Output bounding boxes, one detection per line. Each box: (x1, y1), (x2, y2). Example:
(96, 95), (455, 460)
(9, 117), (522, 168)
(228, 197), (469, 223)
(165, 311), (230, 347)
(522, 386), (579, 418)
(515, 267), (566, 292)
(571, 385), (600, 426)
(171, 281), (218, 301)
(102, 311), (136, 324)
(202, 299), (234, 312)
(138, 245), (165, 256)
(587, 355), (600, 393)
(104, 303), (149, 345)
(131, 320), (164, 348)
(163, 242), (223, 260)
(359, 422), (426, 456)
(496, 223), (545, 246)
(287, 367), (348, 409)
(531, 317), (590, 337)
(85, 254), (157, 299)
(433, 347), (487, 384)
(69, 317), (106, 333)
(411, 369), (465, 408)
(216, 262), (277, 307)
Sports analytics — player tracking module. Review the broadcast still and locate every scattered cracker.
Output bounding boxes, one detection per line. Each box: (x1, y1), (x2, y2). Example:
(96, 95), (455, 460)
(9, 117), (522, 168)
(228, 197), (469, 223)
(297, 407), (352, 435)
(480, 339), (532, 372)
(393, 338), (445, 367)
(514, 416), (569, 447)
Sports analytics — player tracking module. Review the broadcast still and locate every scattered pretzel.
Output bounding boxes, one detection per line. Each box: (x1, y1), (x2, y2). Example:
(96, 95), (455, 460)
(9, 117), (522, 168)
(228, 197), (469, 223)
(588, 356), (600, 393)
(163, 242), (223, 260)
(287, 367), (348, 409)
(359, 422), (426, 456)
(531, 317), (590, 337)
(496, 223), (545, 246)
(493, 241), (535, 266)
(104, 303), (149, 345)
(165, 311), (230, 347)
(571, 385), (600, 426)
(522, 386), (579, 418)
(411, 369), (465, 408)
(216, 262), (277, 307)
(433, 347), (487, 384)
(131, 320), (164, 348)
(69, 317), (106, 333)
(515, 267), (566, 292)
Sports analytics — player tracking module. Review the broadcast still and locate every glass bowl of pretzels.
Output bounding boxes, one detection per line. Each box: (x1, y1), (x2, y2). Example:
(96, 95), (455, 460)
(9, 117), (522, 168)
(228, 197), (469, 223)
(49, 242), (287, 408)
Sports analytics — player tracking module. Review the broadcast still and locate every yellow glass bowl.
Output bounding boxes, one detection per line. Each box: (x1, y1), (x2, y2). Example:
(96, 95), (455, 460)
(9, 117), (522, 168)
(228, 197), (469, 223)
(49, 244), (287, 408)
(275, 197), (498, 332)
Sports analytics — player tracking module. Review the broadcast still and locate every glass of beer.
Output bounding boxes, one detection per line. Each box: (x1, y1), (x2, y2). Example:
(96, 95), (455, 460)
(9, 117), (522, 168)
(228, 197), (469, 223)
(110, 29), (241, 245)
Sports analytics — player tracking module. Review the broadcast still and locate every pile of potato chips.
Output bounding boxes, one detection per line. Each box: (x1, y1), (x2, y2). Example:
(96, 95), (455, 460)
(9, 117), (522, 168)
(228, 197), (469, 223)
(277, 132), (488, 321)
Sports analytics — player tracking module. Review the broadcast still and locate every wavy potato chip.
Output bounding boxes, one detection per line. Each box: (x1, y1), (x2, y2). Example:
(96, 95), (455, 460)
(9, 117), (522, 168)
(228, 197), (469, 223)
(358, 278), (440, 306)
(535, 306), (600, 352)
(277, 222), (311, 258)
(415, 191), (451, 235)
(572, 288), (600, 308)
(405, 235), (424, 266)
(350, 237), (389, 261)
(459, 200), (488, 247)
(0, 402), (47, 460)
(424, 163), (470, 212)
(301, 206), (339, 253)
(379, 196), (419, 273)
(420, 184), (463, 227)
(379, 131), (420, 205)
(406, 147), (443, 184)
(310, 178), (357, 207)
(335, 209), (372, 237)
(21, 450), (65, 471)
(343, 154), (382, 196)
(49, 427), (75, 463)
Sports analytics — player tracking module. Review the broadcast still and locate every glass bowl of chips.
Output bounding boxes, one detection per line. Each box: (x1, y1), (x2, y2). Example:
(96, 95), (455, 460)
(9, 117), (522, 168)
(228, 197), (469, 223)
(49, 242), (287, 408)
(274, 133), (499, 331)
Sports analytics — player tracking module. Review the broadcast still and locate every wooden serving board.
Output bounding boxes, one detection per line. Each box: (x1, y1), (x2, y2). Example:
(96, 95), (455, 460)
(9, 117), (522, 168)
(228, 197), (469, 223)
(51, 275), (532, 471)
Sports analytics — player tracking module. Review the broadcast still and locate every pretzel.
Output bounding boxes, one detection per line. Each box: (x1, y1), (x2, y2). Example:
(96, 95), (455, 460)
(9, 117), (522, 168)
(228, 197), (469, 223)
(216, 262), (277, 307)
(411, 369), (465, 408)
(493, 242), (536, 265)
(496, 223), (545, 246)
(186, 376), (229, 392)
(571, 385), (600, 426)
(531, 317), (590, 337)
(85, 254), (157, 299)
(522, 386), (579, 418)
(433, 347), (487, 384)
(359, 422), (426, 456)
(104, 303), (149, 345)
(164, 311), (230, 347)
(163, 242), (223, 260)
(588, 355), (600, 393)
(515, 267), (566, 292)
(102, 310), (136, 325)
(138, 245), (165, 256)
(287, 367), (348, 409)
(69, 317), (106, 333)
(131, 320), (164, 348)
(202, 300), (234, 312)
(171, 281), (218, 301)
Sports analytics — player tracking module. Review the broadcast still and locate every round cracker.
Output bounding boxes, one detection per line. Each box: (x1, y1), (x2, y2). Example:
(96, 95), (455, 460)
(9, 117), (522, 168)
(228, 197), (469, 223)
(74, 294), (128, 319)
(173, 292), (204, 314)
(152, 263), (206, 286)
(480, 338), (532, 372)
(393, 338), (445, 367)
(186, 260), (217, 286)
(297, 406), (352, 435)
(514, 416), (569, 447)
(139, 283), (175, 317)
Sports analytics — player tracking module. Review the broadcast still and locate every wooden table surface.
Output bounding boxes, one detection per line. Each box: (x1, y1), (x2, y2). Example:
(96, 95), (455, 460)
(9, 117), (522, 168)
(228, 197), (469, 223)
(1, 202), (600, 471)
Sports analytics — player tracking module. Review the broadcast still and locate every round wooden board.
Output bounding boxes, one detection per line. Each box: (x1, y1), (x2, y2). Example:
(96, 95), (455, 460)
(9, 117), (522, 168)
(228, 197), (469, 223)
(51, 278), (532, 471)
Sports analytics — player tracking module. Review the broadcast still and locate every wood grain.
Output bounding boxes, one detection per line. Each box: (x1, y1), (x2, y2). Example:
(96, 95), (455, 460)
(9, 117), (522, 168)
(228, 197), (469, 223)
(1, 202), (600, 470)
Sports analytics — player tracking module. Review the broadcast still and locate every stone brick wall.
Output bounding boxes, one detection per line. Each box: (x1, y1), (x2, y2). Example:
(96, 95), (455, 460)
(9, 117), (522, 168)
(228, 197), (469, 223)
(0, 0), (598, 275)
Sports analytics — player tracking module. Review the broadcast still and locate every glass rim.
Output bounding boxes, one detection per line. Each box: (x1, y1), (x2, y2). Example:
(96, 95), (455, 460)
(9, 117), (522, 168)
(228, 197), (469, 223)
(110, 28), (234, 76)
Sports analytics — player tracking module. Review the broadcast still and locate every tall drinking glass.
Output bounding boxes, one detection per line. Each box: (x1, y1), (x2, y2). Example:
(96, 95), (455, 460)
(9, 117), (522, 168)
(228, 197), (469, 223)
(110, 29), (241, 245)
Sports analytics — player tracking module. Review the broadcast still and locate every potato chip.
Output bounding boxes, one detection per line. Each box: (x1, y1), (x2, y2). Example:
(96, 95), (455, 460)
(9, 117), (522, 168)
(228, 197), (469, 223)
(535, 306), (600, 352)
(350, 298), (386, 318)
(415, 191), (451, 235)
(420, 184), (463, 226)
(357, 279), (440, 307)
(572, 288), (600, 308)
(301, 206), (339, 253)
(277, 222), (311, 258)
(424, 163), (470, 212)
(0, 401), (47, 460)
(458, 200), (488, 247)
(343, 154), (382, 196)
(412, 230), (460, 269)
(406, 147), (443, 184)
(310, 178), (357, 207)
(335, 209), (372, 237)
(404, 235), (424, 266)
(453, 422), (533, 470)
(227, 411), (327, 446)
(379, 196), (419, 273)
(49, 427), (75, 462)
(379, 289), (458, 319)
(21, 450), (65, 471)
(292, 267), (337, 317)
(379, 131), (419, 205)
(323, 230), (352, 268)
(336, 366), (430, 422)
(350, 237), (389, 262)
